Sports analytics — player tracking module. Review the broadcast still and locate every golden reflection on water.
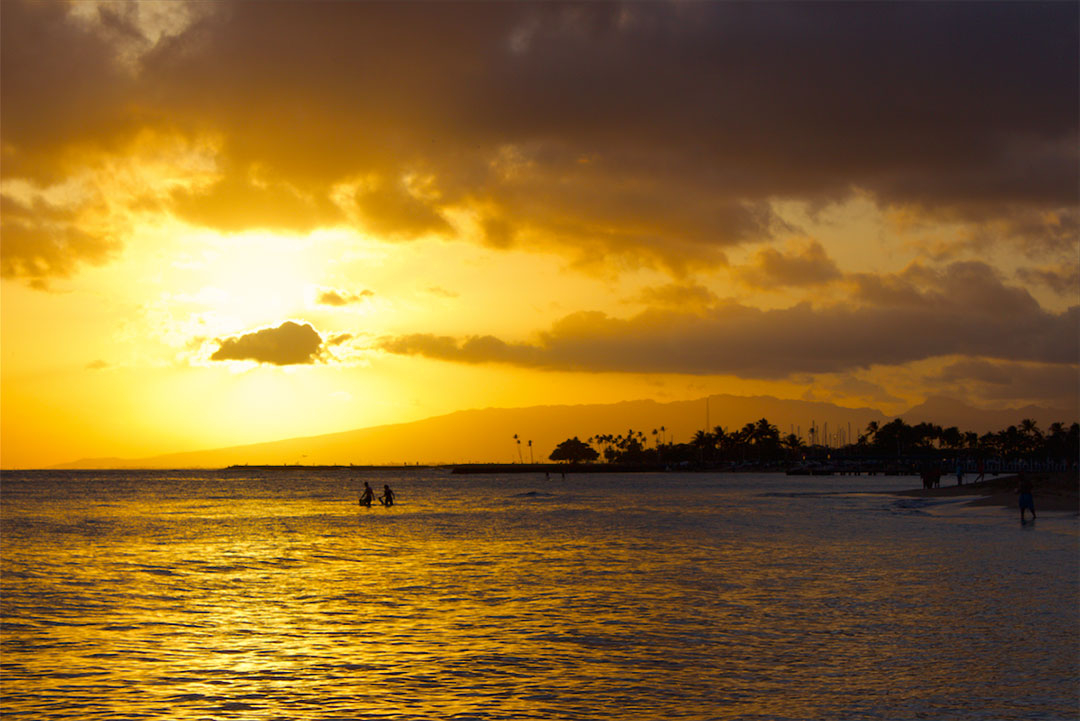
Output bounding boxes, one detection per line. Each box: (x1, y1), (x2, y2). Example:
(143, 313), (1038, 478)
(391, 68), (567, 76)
(1, 470), (1077, 719)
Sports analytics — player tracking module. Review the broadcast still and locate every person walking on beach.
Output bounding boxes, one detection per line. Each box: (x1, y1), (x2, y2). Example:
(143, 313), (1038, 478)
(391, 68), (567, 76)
(379, 484), (396, 507)
(359, 482), (374, 508)
(955, 459), (964, 486)
(1018, 473), (1036, 522)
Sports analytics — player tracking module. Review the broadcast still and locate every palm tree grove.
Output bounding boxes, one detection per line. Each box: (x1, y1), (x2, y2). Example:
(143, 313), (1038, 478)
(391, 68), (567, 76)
(546, 418), (1079, 473)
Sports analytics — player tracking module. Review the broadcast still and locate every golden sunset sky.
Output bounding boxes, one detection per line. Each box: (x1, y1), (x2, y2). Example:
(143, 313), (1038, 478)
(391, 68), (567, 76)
(2, 1), (1077, 468)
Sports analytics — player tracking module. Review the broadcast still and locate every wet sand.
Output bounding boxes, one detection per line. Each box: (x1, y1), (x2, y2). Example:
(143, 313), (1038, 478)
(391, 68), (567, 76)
(894, 471), (1079, 512)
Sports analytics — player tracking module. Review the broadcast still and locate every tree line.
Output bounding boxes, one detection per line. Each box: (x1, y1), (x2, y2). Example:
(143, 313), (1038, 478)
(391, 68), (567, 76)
(547, 418), (1080, 466)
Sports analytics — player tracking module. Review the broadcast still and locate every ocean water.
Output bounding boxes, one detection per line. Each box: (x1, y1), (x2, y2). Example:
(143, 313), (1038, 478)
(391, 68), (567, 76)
(1, 469), (1076, 720)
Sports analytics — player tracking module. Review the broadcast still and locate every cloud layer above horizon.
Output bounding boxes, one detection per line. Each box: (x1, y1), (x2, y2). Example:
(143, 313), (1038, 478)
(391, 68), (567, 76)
(379, 261), (1077, 377)
(2, 0), (1077, 429)
(3, 1), (1076, 282)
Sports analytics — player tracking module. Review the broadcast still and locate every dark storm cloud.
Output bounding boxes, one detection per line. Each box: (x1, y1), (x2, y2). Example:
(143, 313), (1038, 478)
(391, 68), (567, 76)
(1016, 264), (1080, 298)
(2, 1), (1076, 280)
(741, 241), (842, 288)
(853, 261), (1046, 316)
(210, 321), (324, 365)
(379, 264), (1078, 377)
(0, 0), (135, 177)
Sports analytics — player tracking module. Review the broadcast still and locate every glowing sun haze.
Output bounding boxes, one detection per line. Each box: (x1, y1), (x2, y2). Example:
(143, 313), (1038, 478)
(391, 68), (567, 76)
(2, 1), (1077, 467)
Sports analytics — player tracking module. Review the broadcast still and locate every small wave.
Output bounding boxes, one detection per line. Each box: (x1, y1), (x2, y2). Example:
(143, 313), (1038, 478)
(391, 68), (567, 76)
(212, 701), (261, 712)
(194, 564), (249, 573)
(511, 490), (556, 498)
(885, 497), (974, 515)
(758, 491), (846, 498)
(892, 498), (936, 509)
(151, 676), (203, 686)
(134, 566), (181, 577)
(124, 621), (211, 630)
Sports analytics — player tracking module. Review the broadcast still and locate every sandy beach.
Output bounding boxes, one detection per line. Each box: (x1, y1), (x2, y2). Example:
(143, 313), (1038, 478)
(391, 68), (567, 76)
(894, 470), (1079, 513)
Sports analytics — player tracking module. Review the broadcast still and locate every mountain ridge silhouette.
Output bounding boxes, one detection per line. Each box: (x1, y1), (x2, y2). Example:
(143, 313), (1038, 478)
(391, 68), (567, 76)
(50, 394), (1074, 469)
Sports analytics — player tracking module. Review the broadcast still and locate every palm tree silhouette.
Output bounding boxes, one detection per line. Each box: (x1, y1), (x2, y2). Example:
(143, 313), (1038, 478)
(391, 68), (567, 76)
(865, 421), (879, 446)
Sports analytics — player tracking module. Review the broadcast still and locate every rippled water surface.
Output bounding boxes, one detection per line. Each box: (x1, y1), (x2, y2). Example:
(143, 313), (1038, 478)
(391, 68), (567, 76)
(2, 469), (1077, 720)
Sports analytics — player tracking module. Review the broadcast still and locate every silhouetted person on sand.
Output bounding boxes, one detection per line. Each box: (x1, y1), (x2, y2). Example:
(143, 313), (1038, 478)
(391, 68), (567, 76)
(1017, 473), (1036, 522)
(956, 459), (964, 486)
(359, 482), (374, 508)
(975, 458), (986, 483)
(921, 463), (941, 490)
(379, 484), (395, 507)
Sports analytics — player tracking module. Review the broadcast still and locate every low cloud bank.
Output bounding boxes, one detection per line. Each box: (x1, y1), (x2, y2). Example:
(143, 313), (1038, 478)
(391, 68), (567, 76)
(379, 265), (1078, 379)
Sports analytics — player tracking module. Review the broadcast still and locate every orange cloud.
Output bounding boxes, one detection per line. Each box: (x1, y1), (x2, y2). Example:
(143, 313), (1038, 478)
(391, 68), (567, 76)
(740, 240), (841, 288)
(633, 283), (719, 312)
(317, 288), (374, 306)
(170, 172), (342, 233)
(0, 195), (117, 287)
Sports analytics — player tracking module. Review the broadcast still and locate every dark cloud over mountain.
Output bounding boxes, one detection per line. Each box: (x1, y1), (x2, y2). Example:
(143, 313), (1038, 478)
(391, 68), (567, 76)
(932, 359), (1078, 403)
(379, 262), (1078, 378)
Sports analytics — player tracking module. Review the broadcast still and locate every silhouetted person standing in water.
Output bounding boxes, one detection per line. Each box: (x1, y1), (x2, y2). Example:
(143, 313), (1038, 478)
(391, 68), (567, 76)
(359, 482), (374, 508)
(1018, 473), (1036, 522)
(379, 484), (395, 507)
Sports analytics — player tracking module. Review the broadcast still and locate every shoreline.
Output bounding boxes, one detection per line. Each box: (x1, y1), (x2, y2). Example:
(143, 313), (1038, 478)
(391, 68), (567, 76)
(893, 471), (1079, 513)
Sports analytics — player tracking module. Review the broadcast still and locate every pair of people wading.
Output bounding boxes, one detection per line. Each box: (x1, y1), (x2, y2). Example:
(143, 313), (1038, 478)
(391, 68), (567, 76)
(359, 482), (395, 508)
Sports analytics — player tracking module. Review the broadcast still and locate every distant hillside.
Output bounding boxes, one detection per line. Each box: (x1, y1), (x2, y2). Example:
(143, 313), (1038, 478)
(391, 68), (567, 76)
(900, 396), (1075, 434)
(52, 394), (1074, 469)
